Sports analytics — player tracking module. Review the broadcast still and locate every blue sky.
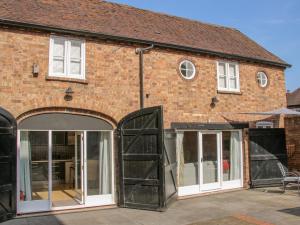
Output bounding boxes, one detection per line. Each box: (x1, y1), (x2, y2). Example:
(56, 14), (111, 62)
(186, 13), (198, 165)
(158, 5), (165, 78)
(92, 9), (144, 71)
(109, 0), (300, 92)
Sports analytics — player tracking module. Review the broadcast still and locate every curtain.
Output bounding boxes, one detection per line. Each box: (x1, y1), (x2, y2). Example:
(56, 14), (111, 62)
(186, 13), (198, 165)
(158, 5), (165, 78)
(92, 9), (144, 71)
(230, 131), (241, 180)
(20, 131), (32, 201)
(99, 132), (111, 195)
(177, 132), (184, 187)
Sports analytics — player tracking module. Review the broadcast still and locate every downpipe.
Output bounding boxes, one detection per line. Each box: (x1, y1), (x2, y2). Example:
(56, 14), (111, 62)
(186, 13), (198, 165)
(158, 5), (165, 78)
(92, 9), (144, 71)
(136, 44), (154, 109)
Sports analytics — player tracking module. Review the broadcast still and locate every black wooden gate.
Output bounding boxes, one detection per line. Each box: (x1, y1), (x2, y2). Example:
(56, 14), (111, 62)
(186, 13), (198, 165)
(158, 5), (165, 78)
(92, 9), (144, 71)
(0, 107), (16, 222)
(117, 106), (177, 211)
(249, 128), (287, 187)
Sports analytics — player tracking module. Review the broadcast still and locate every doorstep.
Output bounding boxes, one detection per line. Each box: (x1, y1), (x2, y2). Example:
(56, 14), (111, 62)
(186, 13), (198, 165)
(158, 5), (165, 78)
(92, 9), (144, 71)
(16, 204), (117, 218)
(177, 187), (245, 200)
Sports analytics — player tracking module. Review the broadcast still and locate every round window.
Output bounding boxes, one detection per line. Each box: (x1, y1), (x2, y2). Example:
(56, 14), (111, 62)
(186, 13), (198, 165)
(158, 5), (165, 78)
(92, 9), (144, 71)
(257, 72), (268, 88)
(179, 60), (196, 80)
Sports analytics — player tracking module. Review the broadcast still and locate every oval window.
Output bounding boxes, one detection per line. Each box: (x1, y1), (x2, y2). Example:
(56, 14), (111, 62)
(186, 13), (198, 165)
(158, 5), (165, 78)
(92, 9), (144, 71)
(179, 60), (196, 80)
(257, 72), (268, 88)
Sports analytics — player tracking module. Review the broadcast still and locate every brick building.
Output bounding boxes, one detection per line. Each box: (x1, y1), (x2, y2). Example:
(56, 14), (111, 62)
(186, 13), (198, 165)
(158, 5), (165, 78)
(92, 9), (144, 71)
(0, 0), (290, 215)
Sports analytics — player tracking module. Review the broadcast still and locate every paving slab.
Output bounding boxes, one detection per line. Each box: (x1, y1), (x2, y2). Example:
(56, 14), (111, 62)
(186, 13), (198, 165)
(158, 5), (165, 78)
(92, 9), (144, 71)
(4, 190), (300, 225)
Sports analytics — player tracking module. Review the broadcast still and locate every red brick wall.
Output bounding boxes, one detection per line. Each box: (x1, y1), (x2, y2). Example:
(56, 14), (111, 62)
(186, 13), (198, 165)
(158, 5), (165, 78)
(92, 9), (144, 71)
(0, 27), (287, 128)
(285, 116), (300, 171)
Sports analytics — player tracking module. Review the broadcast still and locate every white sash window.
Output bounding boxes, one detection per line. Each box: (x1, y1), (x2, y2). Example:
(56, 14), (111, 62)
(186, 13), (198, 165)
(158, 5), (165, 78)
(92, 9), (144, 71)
(49, 36), (85, 79)
(217, 61), (240, 92)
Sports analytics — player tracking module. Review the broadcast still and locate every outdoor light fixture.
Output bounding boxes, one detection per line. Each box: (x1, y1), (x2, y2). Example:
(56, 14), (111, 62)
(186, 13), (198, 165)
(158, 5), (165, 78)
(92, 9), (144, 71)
(210, 96), (219, 108)
(64, 87), (74, 101)
(32, 63), (39, 77)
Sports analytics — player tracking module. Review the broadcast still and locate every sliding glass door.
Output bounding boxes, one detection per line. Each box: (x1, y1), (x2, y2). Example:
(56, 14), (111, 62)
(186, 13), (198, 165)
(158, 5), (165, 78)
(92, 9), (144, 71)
(200, 132), (221, 191)
(177, 130), (243, 196)
(18, 130), (113, 213)
(18, 131), (50, 213)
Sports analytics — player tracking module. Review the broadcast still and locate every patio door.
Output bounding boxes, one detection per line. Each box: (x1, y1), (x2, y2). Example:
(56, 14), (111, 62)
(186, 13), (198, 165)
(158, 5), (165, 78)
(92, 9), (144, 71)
(74, 132), (84, 204)
(200, 132), (221, 191)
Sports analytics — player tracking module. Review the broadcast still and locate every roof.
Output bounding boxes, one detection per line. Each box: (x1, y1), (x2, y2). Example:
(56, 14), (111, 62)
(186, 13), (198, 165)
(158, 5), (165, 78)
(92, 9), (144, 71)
(0, 0), (290, 67)
(287, 88), (300, 107)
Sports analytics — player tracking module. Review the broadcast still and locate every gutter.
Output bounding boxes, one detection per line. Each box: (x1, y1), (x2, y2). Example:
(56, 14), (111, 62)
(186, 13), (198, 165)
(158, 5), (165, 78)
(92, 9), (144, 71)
(0, 18), (292, 68)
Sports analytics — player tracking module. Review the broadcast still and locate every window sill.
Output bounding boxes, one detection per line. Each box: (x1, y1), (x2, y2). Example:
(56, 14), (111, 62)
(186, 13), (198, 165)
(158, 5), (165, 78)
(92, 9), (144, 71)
(217, 90), (242, 95)
(46, 76), (88, 85)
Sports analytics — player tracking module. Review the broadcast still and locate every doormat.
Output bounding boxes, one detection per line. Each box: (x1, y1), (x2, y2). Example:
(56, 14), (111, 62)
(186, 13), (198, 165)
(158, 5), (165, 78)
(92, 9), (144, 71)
(187, 214), (274, 225)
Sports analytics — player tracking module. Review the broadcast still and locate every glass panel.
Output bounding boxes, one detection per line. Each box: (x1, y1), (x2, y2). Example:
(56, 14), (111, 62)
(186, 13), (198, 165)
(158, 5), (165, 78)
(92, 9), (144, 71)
(75, 133), (82, 201)
(222, 131), (241, 181)
(219, 76), (227, 88)
(229, 77), (237, 89)
(51, 131), (79, 207)
(70, 61), (81, 75)
(20, 131), (49, 201)
(178, 132), (199, 186)
(229, 64), (236, 77)
(53, 39), (65, 57)
(87, 132), (112, 195)
(202, 134), (218, 184)
(218, 63), (226, 75)
(70, 41), (81, 59)
(53, 59), (64, 74)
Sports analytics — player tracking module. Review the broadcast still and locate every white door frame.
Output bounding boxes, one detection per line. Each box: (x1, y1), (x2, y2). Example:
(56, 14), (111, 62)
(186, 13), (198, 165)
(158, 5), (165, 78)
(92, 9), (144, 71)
(17, 130), (115, 214)
(199, 131), (222, 192)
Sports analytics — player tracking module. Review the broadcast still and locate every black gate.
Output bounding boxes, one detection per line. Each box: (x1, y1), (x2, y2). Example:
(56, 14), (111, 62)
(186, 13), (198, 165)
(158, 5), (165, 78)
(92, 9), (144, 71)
(249, 128), (287, 187)
(0, 107), (16, 222)
(117, 106), (177, 211)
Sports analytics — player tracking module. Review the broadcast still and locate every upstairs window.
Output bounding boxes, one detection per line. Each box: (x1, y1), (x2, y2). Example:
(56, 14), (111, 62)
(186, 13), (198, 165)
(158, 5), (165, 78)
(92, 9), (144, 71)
(179, 60), (196, 80)
(257, 71), (268, 88)
(217, 62), (240, 92)
(49, 36), (85, 79)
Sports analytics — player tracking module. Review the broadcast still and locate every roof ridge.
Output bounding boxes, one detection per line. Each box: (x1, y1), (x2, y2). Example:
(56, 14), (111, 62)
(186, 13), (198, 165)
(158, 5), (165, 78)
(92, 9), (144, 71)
(103, 0), (237, 31)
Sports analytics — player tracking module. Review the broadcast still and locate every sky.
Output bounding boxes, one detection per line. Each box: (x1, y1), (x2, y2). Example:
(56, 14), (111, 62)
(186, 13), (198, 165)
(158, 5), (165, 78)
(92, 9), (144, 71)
(109, 0), (300, 92)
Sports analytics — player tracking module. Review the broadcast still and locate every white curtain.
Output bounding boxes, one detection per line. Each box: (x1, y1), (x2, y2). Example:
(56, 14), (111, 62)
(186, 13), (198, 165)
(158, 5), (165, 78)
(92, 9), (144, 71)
(20, 131), (32, 201)
(230, 131), (241, 180)
(99, 132), (111, 195)
(176, 132), (184, 186)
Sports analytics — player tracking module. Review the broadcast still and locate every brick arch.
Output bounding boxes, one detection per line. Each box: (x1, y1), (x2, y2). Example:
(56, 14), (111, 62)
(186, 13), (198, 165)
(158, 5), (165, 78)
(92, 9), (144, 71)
(16, 106), (118, 128)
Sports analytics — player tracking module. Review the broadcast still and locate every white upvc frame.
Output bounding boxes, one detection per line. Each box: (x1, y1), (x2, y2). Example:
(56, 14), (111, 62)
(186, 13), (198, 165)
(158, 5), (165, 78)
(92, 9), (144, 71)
(17, 129), (114, 214)
(49, 35), (86, 80)
(177, 129), (243, 197)
(216, 61), (240, 92)
(256, 121), (274, 128)
(179, 60), (196, 80)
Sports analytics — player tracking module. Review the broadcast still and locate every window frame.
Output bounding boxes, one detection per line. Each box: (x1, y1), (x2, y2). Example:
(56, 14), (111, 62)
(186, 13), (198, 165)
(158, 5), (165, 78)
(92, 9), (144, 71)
(217, 61), (240, 92)
(49, 36), (86, 80)
(257, 71), (268, 88)
(179, 60), (196, 80)
(256, 121), (273, 128)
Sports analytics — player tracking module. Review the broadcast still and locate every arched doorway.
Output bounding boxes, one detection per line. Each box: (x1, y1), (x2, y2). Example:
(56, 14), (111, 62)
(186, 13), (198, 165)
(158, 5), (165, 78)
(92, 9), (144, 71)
(17, 113), (115, 213)
(0, 107), (17, 222)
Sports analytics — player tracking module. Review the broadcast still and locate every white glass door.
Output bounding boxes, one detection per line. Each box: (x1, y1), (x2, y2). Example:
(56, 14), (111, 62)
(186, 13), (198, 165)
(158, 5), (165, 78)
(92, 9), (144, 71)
(74, 132), (84, 204)
(200, 132), (221, 191)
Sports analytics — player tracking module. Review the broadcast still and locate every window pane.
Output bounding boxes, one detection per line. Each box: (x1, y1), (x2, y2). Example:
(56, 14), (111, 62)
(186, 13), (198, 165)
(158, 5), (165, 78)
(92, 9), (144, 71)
(53, 59), (64, 73)
(20, 131), (49, 201)
(178, 132), (199, 186)
(87, 132), (112, 195)
(70, 61), (81, 75)
(222, 131), (241, 181)
(70, 42), (81, 59)
(219, 76), (227, 88)
(186, 62), (194, 71)
(180, 68), (187, 77)
(202, 134), (218, 184)
(53, 39), (65, 57)
(229, 64), (236, 78)
(229, 78), (237, 89)
(218, 63), (226, 75)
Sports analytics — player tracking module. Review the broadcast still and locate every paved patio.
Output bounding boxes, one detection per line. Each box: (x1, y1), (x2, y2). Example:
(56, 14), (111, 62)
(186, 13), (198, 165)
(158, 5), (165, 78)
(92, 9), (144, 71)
(4, 189), (300, 225)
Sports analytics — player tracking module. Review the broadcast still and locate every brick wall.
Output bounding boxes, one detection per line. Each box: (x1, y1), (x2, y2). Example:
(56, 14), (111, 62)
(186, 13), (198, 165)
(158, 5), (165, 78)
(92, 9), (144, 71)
(285, 116), (300, 171)
(0, 27), (289, 189)
(0, 27), (287, 128)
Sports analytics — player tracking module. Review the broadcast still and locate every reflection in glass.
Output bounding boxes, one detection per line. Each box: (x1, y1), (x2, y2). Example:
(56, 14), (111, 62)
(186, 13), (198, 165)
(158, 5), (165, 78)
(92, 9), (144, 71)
(222, 131), (241, 181)
(87, 132), (111, 195)
(202, 134), (218, 184)
(178, 131), (198, 186)
(20, 131), (49, 201)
